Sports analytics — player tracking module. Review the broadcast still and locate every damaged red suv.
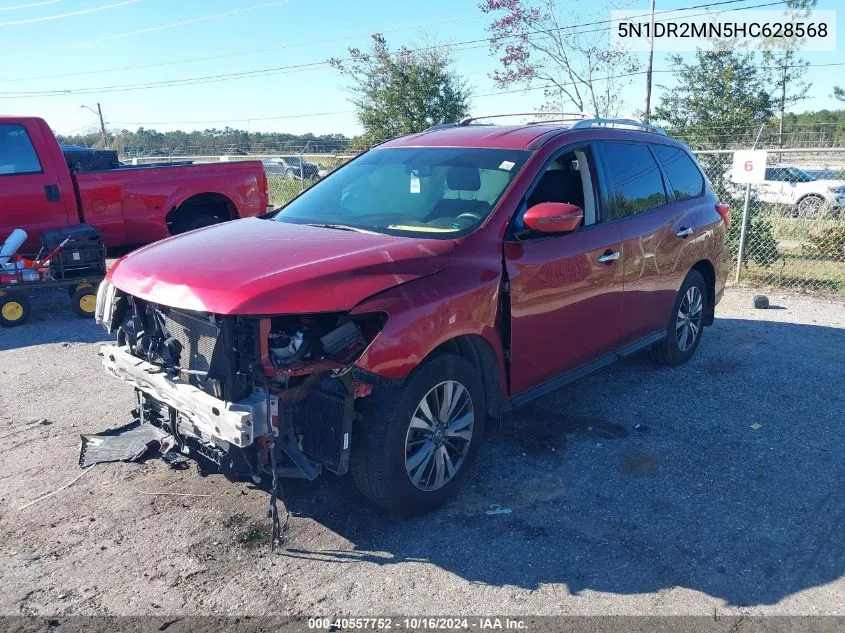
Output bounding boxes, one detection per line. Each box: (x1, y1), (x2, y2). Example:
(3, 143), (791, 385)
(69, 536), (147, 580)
(96, 116), (729, 516)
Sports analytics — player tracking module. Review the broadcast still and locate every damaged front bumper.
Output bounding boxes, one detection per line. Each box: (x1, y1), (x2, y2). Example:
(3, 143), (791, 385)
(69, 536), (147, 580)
(100, 343), (357, 481)
(101, 344), (273, 449)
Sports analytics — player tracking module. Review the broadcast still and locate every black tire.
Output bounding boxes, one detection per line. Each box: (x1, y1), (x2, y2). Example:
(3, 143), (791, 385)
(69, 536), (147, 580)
(0, 293), (30, 327)
(794, 195), (825, 219)
(173, 212), (222, 234)
(66, 282), (94, 297)
(71, 287), (97, 318)
(351, 354), (486, 517)
(650, 270), (707, 366)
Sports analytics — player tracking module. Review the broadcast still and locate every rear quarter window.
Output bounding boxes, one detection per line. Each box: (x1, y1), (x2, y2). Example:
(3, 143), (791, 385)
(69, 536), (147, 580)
(652, 144), (704, 200)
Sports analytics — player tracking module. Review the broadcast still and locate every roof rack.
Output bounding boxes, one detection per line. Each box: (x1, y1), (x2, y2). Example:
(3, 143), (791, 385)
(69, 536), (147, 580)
(457, 112), (594, 126)
(570, 118), (667, 135)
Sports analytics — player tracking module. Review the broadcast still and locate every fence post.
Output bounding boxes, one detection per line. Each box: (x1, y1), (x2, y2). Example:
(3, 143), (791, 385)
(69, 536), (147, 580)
(735, 184), (752, 283)
(734, 123), (766, 284)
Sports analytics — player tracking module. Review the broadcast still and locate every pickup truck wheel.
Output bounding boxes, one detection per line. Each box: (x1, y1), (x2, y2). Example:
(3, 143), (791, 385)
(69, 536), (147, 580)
(0, 293), (30, 327)
(650, 270), (706, 366)
(284, 168), (298, 180)
(351, 354), (485, 516)
(174, 213), (221, 234)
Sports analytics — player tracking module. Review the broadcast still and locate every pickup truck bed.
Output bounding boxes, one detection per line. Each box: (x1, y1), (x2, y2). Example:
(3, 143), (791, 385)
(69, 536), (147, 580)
(1, 116), (269, 253)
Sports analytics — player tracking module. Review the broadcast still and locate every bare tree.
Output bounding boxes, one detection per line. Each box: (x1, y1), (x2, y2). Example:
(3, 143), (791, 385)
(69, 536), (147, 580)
(480, 0), (640, 117)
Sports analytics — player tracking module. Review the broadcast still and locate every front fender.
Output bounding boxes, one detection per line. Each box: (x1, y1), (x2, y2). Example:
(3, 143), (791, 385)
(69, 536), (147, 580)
(350, 262), (508, 399)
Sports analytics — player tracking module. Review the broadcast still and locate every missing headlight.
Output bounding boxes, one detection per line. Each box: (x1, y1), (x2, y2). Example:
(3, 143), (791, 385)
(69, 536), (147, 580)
(266, 313), (384, 368)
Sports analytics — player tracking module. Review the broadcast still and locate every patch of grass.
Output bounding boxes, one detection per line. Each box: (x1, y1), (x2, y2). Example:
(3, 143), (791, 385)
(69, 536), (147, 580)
(735, 249), (845, 294)
(268, 177), (307, 207)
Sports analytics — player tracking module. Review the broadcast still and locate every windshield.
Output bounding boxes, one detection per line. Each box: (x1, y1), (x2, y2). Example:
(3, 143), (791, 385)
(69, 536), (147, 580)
(788, 166), (815, 182)
(273, 147), (529, 238)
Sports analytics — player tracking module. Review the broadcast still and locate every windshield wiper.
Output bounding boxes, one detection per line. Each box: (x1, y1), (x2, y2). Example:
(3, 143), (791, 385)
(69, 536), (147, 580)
(306, 222), (378, 234)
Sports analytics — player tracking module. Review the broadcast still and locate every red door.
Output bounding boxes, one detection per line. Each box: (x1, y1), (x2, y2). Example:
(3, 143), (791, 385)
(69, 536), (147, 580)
(0, 123), (76, 254)
(616, 202), (701, 344)
(504, 224), (623, 396)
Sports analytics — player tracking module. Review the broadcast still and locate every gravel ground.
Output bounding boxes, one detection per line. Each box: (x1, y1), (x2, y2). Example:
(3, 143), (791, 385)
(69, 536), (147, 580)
(0, 286), (843, 617)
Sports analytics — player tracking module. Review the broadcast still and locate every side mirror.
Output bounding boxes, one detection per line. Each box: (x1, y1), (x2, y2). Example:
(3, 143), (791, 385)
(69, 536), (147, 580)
(523, 202), (584, 234)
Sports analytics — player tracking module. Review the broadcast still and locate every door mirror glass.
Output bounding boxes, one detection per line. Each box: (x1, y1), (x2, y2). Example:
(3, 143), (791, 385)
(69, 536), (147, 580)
(523, 202), (584, 234)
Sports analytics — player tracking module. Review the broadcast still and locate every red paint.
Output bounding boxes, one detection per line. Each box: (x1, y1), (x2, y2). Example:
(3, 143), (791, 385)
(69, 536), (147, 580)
(0, 116), (268, 253)
(106, 123), (727, 401)
(108, 218), (454, 314)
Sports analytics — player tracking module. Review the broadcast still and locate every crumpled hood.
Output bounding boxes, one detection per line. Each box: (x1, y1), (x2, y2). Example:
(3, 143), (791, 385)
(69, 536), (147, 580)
(107, 218), (455, 315)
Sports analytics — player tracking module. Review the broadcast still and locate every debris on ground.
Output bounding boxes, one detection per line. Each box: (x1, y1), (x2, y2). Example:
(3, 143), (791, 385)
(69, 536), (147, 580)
(485, 504), (512, 516)
(633, 423), (648, 432)
(19, 464), (97, 511)
(79, 422), (171, 468)
(750, 423), (762, 430)
(753, 295), (770, 309)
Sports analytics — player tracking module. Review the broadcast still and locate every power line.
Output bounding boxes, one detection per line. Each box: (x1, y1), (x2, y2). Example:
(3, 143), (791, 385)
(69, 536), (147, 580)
(72, 0), (287, 46)
(0, 0), (781, 98)
(0, 2), (580, 81)
(0, 0), (136, 26)
(108, 110), (353, 126)
(0, 0), (62, 13)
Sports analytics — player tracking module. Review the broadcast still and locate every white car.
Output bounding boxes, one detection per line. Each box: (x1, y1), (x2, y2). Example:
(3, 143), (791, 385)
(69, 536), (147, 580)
(729, 164), (845, 217)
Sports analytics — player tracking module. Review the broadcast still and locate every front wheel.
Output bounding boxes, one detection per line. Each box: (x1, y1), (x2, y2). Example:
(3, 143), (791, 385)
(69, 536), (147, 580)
(650, 270), (707, 366)
(351, 354), (485, 516)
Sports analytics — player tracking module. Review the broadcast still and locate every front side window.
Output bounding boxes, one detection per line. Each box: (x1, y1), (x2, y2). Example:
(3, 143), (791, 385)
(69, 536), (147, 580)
(599, 142), (666, 219)
(652, 144), (704, 201)
(0, 124), (42, 176)
(273, 147), (529, 238)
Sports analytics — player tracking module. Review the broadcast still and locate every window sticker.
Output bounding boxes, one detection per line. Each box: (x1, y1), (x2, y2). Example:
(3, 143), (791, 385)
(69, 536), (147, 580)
(410, 177), (421, 194)
(499, 160), (516, 171)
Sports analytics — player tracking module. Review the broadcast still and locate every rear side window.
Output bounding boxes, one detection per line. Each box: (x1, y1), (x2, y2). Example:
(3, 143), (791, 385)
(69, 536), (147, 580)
(599, 142), (667, 219)
(0, 124), (42, 176)
(652, 144), (704, 200)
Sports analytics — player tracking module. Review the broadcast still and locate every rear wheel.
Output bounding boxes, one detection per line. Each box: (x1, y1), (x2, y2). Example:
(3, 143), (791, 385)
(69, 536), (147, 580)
(0, 293), (30, 327)
(650, 270), (706, 366)
(71, 287), (97, 318)
(173, 212), (222, 234)
(351, 354), (485, 516)
(795, 195), (825, 218)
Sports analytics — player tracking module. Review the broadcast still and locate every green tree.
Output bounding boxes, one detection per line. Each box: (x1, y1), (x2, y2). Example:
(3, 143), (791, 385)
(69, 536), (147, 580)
(653, 50), (773, 150)
(330, 34), (469, 145)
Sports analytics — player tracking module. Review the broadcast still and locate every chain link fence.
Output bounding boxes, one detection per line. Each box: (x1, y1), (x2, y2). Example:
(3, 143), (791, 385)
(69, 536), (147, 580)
(697, 148), (845, 294)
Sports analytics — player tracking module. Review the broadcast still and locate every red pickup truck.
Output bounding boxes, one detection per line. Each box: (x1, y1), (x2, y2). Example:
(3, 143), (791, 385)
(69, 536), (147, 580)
(1, 116), (269, 254)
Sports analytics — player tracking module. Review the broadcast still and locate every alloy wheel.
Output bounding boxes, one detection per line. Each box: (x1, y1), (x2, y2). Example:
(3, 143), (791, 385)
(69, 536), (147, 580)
(676, 286), (703, 352)
(404, 380), (474, 492)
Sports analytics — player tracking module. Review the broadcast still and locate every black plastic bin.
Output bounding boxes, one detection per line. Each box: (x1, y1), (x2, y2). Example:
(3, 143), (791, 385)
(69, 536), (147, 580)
(39, 224), (107, 280)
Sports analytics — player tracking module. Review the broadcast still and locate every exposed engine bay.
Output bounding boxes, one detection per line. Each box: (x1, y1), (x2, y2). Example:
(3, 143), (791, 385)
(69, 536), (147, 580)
(96, 281), (383, 485)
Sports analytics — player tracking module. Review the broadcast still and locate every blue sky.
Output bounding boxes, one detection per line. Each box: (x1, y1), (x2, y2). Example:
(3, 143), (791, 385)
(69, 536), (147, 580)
(1, 0), (843, 137)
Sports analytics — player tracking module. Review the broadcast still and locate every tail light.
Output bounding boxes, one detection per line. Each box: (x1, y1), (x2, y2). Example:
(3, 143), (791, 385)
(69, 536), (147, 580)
(715, 202), (731, 227)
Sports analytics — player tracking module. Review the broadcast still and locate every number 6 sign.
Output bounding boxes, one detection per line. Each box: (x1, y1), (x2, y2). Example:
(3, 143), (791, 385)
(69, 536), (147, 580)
(731, 150), (768, 184)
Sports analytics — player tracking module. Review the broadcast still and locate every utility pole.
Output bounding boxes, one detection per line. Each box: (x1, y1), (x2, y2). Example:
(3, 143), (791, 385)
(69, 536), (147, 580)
(81, 103), (107, 147)
(643, 0), (656, 121)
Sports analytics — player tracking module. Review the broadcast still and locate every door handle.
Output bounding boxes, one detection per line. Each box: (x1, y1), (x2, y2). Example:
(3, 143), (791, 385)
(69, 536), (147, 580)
(597, 250), (620, 263)
(676, 226), (694, 238)
(44, 184), (61, 202)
